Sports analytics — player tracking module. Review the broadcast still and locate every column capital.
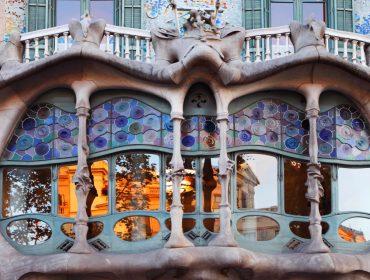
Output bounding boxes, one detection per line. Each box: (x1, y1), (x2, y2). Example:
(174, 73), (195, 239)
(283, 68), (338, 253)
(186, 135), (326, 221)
(170, 111), (184, 120)
(217, 112), (229, 122)
(306, 107), (320, 118)
(76, 107), (90, 117)
(72, 80), (97, 110)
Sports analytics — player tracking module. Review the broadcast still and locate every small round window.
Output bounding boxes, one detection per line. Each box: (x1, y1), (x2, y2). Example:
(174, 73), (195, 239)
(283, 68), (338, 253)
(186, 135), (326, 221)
(237, 216), (279, 241)
(6, 218), (52, 245)
(114, 216), (160, 241)
(339, 218), (370, 243)
(165, 218), (196, 233)
(290, 221), (329, 239)
(61, 221), (104, 240)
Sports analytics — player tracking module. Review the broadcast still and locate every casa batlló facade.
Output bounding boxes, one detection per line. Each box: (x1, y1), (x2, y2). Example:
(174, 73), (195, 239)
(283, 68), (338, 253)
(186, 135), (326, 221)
(0, 0), (369, 279)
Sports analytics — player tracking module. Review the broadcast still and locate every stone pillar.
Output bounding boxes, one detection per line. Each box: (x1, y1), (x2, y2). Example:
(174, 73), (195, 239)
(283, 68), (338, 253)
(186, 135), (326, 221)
(300, 85), (330, 254)
(209, 114), (237, 247)
(69, 81), (97, 254)
(165, 113), (194, 248)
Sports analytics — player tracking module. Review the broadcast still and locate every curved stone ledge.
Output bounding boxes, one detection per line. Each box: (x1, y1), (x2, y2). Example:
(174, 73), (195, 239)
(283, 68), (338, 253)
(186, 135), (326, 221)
(0, 43), (369, 91)
(1, 245), (370, 280)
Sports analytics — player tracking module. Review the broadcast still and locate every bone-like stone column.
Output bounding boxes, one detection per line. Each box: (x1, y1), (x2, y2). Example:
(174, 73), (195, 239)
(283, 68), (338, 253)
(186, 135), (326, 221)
(300, 84), (330, 254)
(209, 114), (237, 247)
(165, 112), (194, 248)
(69, 81), (97, 254)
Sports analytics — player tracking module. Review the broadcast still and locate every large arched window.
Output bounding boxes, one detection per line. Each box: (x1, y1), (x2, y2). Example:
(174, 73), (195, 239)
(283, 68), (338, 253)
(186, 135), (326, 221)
(1, 89), (369, 255)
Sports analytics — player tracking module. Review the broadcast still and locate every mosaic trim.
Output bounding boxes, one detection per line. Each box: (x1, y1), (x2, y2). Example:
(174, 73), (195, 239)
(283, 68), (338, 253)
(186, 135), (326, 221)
(3, 104), (78, 161)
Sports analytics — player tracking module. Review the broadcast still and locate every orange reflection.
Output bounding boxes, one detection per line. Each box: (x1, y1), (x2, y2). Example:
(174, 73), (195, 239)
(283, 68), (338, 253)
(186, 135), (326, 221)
(115, 154), (160, 211)
(202, 157), (221, 213)
(114, 216), (160, 241)
(58, 160), (109, 217)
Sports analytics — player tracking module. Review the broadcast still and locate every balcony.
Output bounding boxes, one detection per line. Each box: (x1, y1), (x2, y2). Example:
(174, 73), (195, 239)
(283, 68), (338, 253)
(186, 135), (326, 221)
(19, 23), (370, 66)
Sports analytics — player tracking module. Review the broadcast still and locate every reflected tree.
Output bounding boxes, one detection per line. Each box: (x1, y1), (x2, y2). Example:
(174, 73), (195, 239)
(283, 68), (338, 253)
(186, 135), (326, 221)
(2, 168), (52, 217)
(6, 219), (52, 245)
(115, 154), (159, 240)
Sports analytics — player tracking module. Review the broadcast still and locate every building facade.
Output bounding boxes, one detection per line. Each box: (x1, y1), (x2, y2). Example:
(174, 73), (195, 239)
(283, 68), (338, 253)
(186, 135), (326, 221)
(0, 1), (369, 279)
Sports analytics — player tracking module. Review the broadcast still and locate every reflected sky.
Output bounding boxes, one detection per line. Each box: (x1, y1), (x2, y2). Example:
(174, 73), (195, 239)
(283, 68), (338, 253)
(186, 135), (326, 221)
(239, 154), (278, 210)
(90, 0), (114, 24)
(341, 218), (370, 242)
(303, 2), (325, 22)
(338, 167), (370, 241)
(56, 0), (80, 25)
(271, 2), (294, 26)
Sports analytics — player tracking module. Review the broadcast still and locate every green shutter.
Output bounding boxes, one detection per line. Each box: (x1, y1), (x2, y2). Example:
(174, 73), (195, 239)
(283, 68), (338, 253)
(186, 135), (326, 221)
(115, 0), (123, 25)
(28, 0), (48, 31)
(123, 0), (141, 28)
(244, 0), (263, 29)
(336, 0), (353, 31)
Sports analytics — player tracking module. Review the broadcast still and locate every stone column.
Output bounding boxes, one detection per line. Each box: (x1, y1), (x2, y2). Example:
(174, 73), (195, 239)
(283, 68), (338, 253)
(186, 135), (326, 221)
(165, 112), (194, 248)
(209, 114), (237, 247)
(69, 81), (97, 254)
(301, 85), (330, 253)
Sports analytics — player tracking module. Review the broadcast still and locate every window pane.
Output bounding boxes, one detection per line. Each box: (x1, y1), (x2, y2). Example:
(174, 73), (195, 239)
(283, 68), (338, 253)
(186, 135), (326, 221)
(339, 218), (370, 243)
(116, 153), (160, 211)
(284, 159), (331, 216)
(202, 157), (221, 213)
(58, 160), (109, 217)
(303, 3), (325, 22)
(338, 167), (370, 213)
(271, 2), (294, 26)
(2, 168), (51, 217)
(114, 216), (160, 241)
(90, 0), (114, 24)
(6, 218), (52, 245)
(166, 157), (196, 212)
(56, 0), (80, 25)
(236, 216), (280, 241)
(236, 154), (278, 211)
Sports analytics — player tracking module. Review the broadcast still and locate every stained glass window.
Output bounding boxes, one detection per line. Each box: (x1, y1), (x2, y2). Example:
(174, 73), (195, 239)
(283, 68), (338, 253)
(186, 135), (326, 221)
(3, 104), (78, 161)
(317, 108), (336, 158)
(233, 99), (281, 149)
(231, 99), (309, 155)
(335, 105), (370, 160)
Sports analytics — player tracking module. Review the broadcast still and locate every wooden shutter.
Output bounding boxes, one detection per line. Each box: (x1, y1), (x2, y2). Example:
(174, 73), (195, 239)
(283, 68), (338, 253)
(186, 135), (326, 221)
(336, 0), (353, 31)
(28, 0), (50, 31)
(244, 0), (263, 29)
(123, 0), (141, 28)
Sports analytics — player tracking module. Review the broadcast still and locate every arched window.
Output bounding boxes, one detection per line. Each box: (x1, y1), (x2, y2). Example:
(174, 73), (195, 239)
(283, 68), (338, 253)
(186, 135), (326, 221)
(1, 89), (369, 254)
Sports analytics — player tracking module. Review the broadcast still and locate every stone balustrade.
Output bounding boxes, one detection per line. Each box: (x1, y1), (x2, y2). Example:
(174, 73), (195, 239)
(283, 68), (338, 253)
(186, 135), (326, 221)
(19, 23), (370, 66)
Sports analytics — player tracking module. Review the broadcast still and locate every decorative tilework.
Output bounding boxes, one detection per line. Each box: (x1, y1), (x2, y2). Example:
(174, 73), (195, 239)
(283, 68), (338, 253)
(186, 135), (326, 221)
(335, 104), (370, 160)
(3, 104), (77, 161)
(233, 99), (282, 149)
(317, 108), (336, 158)
(354, 0), (370, 35)
(199, 116), (219, 150)
(281, 103), (309, 155)
(88, 98), (169, 153)
(181, 116), (199, 151)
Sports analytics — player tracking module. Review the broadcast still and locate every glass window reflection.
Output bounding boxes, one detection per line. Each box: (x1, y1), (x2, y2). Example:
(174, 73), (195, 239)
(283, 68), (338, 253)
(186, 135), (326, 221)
(58, 160), (109, 217)
(56, 0), (80, 25)
(2, 168), (52, 217)
(284, 159), (331, 216)
(338, 167), (370, 213)
(202, 157), (221, 213)
(271, 2), (294, 26)
(166, 157), (196, 212)
(303, 2), (325, 22)
(90, 0), (114, 24)
(339, 218), (370, 243)
(116, 153), (160, 211)
(236, 154), (278, 211)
